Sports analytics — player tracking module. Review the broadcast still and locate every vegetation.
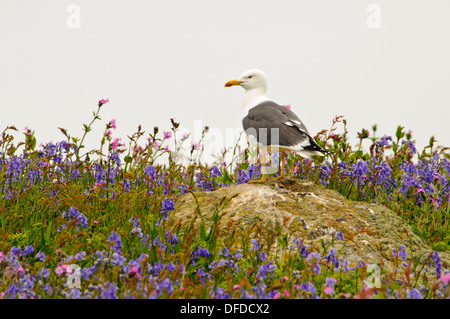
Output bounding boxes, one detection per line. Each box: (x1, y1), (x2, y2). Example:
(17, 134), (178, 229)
(0, 100), (448, 299)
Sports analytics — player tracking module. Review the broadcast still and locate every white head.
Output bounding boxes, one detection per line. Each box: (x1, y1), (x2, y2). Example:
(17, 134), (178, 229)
(225, 69), (268, 92)
(225, 69), (270, 115)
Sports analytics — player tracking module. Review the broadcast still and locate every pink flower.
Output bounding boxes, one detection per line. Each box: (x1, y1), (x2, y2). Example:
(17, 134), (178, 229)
(284, 104), (291, 110)
(56, 248), (62, 255)
(99, 98), (109, 105)
(93, 182), (105, 190)
(221, 161), (226, 166)
(323, 286), (333, 295)
(24, 126), (31, 135)
(441, 274), (450, 284)
(111, 138), (121, 150)
(182, 132), (191, 140)
(55, 264), (65, 275)
(93, 220), (99, 224)
(130, 266), (140, 278)
(283, 290), (290, 297)
(130, 266), (139, 273)
(106, 130), (112, 136)
(153, 141), (159, 150)
(272, 292), (280, 299)
(180, 287), (185, 291)
(233, 285), (240, 290)
(109, 119), (117, 129)
(55, 263), (72, 275)
(280, 276), (289, 282)
(164, 131), (172, 139)
(193, 142), (201, 150)
(416, 188), (425, 194)
(293, 284), (300, 290)
(344, 293), (350, 298)
(163, 145), (170, 152)
(17, 267), (25, 275)
(0, 251), (3, 263)
(62, 264), (72, 274)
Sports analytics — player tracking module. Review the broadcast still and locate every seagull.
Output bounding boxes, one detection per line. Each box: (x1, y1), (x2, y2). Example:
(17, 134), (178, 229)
(225, 69), (330, 182)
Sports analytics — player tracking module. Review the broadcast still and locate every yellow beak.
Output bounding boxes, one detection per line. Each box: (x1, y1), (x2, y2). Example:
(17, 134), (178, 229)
(224, 79), (242, 87)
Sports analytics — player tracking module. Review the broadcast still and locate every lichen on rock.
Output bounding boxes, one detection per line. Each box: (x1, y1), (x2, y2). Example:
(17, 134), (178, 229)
(173, 179), (449, 271)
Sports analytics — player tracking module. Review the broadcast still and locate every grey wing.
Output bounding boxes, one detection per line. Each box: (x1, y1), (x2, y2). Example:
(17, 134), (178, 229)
(242, 102), (312, 148)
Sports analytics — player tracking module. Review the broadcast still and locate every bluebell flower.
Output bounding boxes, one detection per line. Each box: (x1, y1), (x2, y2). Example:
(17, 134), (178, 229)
(21, 245), (34, 256)
(124, 179), (130, 192)
(237, 170), (250, 184)
(431, 251), (442, 278)
(162, 198), (175, 213)
(258, 251), (267, 261)
(166, 262), (176, 272)
(75, 251), (86, 261)
(398, 245), (408, 261)
(300, 282), (317, 298)
(143, 165), (157, 180)
(256, 262), (275, 279)
(209, 166), (222, 178)
(247, 163), (260, 180)
(108, 231), (122, 254)
(250, 238), (261, 251)
(157, 278), (174, 296)
(93, 162), (104, 184)
(341, 259), (349, 274)
(11, 246), (21, 255)
(100, 282), (118, 299)
(376, 135), (392, 148)
(408, 288), (423, 299)
(171, 234), (179, 246)
(194, 246), (212, 258)
(220, 246), (230, 257)
(335, 231), (345, 241)
(313, 263), (321, 274)
(36, 252), (46, 262)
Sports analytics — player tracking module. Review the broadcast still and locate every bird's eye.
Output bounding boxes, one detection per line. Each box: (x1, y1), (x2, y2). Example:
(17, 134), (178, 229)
(248, 76), (252, 79)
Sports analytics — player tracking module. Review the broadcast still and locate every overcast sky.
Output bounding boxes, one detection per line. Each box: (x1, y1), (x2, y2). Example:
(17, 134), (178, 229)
(1, 0), (449, 164)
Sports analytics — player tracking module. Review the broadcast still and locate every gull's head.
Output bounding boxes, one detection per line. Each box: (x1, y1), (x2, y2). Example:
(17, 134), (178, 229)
(224, 69), (268, 92)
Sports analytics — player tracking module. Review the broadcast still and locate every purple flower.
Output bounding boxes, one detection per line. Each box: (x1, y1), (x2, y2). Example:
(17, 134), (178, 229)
(300, 282), (317, 298)
(335, 231), (345, 241)
(171, 234), (179, 245)
(250, 238), (261, 251)
(376, 135), (392, 148)
(108, 231), (122, 254)
(36, 252), (46, 262)
(124, 179), (130, 192)
(21, 245), (34, 256)
(100, 282), (118, 299)
(11, 246), (21, 255)
(143, 165), (157, 180)
(75, 251), (86, 261)
(209, 166), (222, 178)
(162, 198), (175, 213)
(237, 170), (250, 184)
(256, 262), (275, 279)
(157, 278), (174, 296)
(399, 245), (408, 261)
(431, 251), (442, 278)
(408, 288), (422, 299)
(313, 263), (321, 274)
(193, 246), (212, 259)
(341, 259), (349, 274)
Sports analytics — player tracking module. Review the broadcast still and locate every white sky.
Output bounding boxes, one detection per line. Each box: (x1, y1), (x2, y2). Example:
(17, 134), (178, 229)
(1, 0), (449, 164)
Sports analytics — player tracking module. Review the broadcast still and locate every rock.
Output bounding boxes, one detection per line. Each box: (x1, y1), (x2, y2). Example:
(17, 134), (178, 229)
(173, 179), (449, 270)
